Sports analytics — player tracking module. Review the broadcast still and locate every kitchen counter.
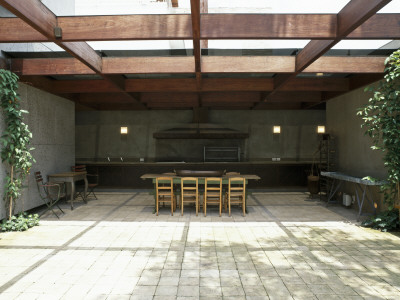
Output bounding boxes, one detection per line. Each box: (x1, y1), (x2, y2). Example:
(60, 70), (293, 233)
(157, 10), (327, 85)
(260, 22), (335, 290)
(79, 160), (314, 189)
(76, 160), (314, 166)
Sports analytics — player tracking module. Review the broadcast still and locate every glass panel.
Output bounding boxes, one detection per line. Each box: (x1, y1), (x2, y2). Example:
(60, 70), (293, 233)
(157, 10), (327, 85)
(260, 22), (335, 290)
(208, 40), (310, 50)
(74, 0), (191, 16)
(125, 73), (195, 79)
(208, 0), (351, 13)
(332, 40), (393, 50)
(87, 40), (193, 51)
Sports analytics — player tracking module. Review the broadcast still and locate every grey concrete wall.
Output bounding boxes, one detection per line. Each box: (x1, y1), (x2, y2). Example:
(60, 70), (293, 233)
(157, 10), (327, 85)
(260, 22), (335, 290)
(326, 84), (386, 180)
(75, 110), (325, 162)
(0, 83), (75, 220)
(326, 84), (387, 212)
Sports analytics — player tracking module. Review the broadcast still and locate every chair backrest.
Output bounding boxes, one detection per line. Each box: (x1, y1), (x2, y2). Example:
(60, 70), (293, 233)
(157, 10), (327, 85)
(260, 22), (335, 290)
(205, 177), (222, 194)
(34, 171), (44, 184)
(156, 177), (174, 197)
(72, 165), (86, 172)
(181, 177), (198, 197)
(228, 177), (246, 197)
(34, 171), (48, 199)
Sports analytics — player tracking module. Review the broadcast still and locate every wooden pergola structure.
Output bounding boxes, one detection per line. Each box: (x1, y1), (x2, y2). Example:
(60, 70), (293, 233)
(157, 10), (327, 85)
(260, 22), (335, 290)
(0, 0), (397, 110)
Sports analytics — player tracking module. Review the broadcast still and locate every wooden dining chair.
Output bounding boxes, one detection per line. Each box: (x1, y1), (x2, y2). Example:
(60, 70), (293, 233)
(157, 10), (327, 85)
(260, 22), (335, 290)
(226, 177), (246, 217)
(203, 177), (223, 217)
(156, 177), (176, 216)
(71, 165), (99, 200)
(181, 177), (199, 216)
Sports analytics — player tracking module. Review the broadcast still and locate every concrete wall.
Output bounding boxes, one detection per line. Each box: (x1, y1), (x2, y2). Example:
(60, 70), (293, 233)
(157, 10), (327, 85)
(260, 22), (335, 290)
(326, 84), (387, 212)
(326, 84), (386, 179)
(0, 83), (75, 220)
(75, 110), (325, 162)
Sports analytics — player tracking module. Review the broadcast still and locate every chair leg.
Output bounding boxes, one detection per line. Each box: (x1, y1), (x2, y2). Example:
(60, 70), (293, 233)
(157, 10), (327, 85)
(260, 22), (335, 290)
(171, 198), (173, 216)
(219, 199), (222, 217)
(229, 196), (231, 217)
(181, 198), (184, 216)
(243, 197), (245, 217)
(204, 197), (207, 217)
(156, 197), (159, 216)
(196, 197), (198, 216)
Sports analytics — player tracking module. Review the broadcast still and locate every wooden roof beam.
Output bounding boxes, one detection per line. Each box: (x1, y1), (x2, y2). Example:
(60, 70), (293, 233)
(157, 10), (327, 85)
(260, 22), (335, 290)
(190, 0), (202, 94)
(11, 56), (385, 76)
(0, 0), (144, 108)
(43, 77), (347, 94)
(1, 13), (400, 43)
(296, 0), (392, 73)
(0, 0), (102, 72)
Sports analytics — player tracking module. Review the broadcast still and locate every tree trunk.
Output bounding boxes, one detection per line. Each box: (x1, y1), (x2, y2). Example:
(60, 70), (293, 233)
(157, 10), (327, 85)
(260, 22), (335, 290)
(8, 165), (13, 220)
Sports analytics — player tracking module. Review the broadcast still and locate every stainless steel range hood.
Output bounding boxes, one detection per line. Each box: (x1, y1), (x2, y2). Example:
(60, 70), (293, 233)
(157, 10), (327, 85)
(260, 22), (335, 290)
(153, 108), (249, 139)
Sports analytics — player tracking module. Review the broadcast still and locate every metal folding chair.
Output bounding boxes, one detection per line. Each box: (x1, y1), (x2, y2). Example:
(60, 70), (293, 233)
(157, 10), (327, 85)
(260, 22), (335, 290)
(35, 171), (65, 219)
(71, 165), (99, 200)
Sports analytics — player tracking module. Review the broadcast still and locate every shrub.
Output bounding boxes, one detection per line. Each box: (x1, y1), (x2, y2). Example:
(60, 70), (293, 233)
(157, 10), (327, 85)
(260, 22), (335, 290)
(361, 209), (400, 232)
(1, 213), (40, 232)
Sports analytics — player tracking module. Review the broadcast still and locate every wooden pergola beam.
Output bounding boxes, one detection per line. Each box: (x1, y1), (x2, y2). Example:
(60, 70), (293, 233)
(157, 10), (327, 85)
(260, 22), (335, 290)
(202, 56), (295, 73)
(304, 57), (385, 73)
(0, 0), (102, 73)
(296, 0), (391, 73)
(190, 0), (202, 95)
(58, 14), (192, 41)
(254, 0), (391, 108)
(337, 0), (392, 37)
(0, 0), (145, 108)
(40, 77), (348, 94)
(11, 56), (386, 76)
(201, 14), (337, 39)
(1, 13), (400, 43)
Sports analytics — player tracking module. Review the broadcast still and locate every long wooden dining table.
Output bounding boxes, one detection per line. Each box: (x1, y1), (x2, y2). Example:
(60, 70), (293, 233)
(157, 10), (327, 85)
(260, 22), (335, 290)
(140, 173), (260, 214)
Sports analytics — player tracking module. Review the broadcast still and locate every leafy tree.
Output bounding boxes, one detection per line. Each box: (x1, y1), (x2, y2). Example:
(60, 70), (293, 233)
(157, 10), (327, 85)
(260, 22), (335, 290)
(0, 69), (35, 220)
(357, 49), (400, 209)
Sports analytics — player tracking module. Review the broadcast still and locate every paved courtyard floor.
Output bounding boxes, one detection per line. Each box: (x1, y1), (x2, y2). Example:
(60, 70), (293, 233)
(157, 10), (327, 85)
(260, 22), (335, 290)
(0, 191), (400, 300)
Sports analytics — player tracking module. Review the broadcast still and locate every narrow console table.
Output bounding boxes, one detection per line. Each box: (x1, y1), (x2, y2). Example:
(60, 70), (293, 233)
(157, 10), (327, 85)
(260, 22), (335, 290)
(321, 171), (386, 221)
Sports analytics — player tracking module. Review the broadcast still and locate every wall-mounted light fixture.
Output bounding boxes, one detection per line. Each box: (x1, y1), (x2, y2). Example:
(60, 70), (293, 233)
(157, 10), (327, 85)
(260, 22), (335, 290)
(120, 127), (128, 134)
(273, 126), (281, 134)
(317, 125), (325, 134)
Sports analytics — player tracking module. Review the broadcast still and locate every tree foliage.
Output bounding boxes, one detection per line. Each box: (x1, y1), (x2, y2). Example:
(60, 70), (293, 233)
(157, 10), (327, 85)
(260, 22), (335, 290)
(0, 69), (35, 220)
(357, 50), (400, 209)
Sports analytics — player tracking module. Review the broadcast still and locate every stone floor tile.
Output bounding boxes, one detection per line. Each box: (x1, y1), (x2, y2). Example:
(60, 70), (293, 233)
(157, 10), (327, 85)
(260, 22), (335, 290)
(137, 276), (160, 286)
(159, 276), (180, 286)
(220, 277), (242, 287)
(221, 286), (245, 296)
(177, 285), (200, 297)
(155, 285), (178, 296)
(200, 286), (222, 296)
(242, 285), (268, 296)
(179, 277), (200, 286)
(0, 192), (398, 300)
(132, 285), (157, 296)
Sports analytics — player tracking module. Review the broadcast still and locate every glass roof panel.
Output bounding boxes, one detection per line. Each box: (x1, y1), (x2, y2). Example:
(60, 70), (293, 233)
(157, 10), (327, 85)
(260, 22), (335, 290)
(125, 73), (195, 79)
(73, 0), (191, 16)
(208, 40), (310, 50)
(87, 40), (193, 51)
(207, 0), (351, 13)
(332, 40), (393, 50)
(378, 1), (400, 13)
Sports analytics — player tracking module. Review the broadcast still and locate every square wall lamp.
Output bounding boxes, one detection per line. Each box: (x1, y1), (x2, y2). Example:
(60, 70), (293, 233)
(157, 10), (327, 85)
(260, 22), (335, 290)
(120, 127), (128, 134)
(273, 126), (281, 134)
(317, 126), (325, 134)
